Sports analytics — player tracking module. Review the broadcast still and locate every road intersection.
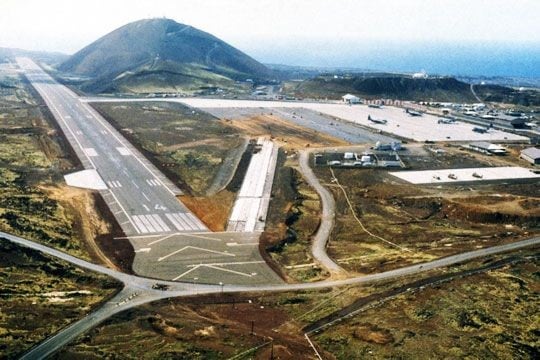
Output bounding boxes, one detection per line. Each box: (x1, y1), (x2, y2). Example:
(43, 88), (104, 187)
(2, 231), (538, 359)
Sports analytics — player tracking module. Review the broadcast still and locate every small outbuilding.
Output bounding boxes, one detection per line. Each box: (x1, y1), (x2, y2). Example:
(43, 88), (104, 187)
(520, 147), (540, 165)
(342, 94), (360, 104)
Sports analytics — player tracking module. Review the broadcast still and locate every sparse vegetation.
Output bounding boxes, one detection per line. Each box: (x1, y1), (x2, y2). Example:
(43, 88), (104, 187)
(0, 241), (120, 359)
(312, 149), (539, 274)
(262, 152), (327, 282)
(315, 254), (540, 359)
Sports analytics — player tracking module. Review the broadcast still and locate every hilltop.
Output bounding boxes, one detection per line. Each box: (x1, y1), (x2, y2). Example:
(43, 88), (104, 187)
(284, 75), (478, 102)
(282, 74), (540, 105)
(58, 18), (273, 94)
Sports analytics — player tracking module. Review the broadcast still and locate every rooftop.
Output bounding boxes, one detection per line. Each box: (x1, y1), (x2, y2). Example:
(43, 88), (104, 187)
(521, 147), (540, 159)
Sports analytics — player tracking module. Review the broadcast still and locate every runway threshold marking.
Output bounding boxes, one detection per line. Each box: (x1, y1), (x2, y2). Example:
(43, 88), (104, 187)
(158, 246), (235, 262)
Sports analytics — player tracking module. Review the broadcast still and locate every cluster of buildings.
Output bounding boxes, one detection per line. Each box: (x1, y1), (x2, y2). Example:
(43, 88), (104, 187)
(315, 150), (403, 168)
(466, 142), (540, 165)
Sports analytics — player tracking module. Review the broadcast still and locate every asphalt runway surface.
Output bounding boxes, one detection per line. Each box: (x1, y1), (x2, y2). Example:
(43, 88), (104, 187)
(17, 58), (206, 237)
(18, 58), (282, 287)
(127, 231), (283, 285)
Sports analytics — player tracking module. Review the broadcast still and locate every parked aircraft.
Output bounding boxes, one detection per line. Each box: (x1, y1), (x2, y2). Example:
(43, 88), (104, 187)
(405, 108), (422, 117)
(437, 118), (456, 124)
(368, 115), (387, 124)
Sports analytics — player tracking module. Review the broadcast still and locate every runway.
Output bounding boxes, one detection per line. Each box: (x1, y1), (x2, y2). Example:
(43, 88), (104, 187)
(17, 58), (207, 236)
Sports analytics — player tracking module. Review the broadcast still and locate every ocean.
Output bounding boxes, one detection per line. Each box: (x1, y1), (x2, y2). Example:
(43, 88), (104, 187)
(246, 40), (540, 79)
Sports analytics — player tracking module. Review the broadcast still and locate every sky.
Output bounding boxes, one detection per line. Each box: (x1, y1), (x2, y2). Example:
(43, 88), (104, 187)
(1, 0), (539, 76)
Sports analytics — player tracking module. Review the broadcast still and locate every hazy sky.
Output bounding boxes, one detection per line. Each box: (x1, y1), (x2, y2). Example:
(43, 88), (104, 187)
(1, 0), (539, 74)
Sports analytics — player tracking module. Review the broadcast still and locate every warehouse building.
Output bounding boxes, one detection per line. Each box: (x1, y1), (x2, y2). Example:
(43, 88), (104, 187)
(520, 147), (540, 165)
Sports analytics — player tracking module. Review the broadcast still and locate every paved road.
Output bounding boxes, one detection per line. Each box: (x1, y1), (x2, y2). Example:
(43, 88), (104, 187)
(297, 150), (345, 275)
(2, 231), (538, 358)
(17, 58), (206, 236)
(470, 83), (485, 105)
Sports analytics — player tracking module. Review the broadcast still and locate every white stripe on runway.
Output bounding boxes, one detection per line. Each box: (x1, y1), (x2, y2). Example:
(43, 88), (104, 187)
(152, 214), (170, 232)
(132, 216), (149, 233)
(138, 215), (156, 233)
(165, 213), (185, 231)
(116, 147), (131, 156)
(84, 147), (98, 157)
(145, 215), (163, 232)
(178, 213), (197, 230)
(173, 213), (193, 230)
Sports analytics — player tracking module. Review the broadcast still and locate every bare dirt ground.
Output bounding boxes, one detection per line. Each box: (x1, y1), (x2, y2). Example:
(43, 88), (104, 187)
(56, 293), (324, 360)
(179, 190), (236, 232)
(222, 114), (348, 150)
(41, 185), (118, 269)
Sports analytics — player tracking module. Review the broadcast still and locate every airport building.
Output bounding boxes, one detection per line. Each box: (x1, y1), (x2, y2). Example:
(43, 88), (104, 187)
(469, 142), (507, 155)
(375, 153), (402, 167)
(520, 147), (540, 165)
(342, 94), (360, 104)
